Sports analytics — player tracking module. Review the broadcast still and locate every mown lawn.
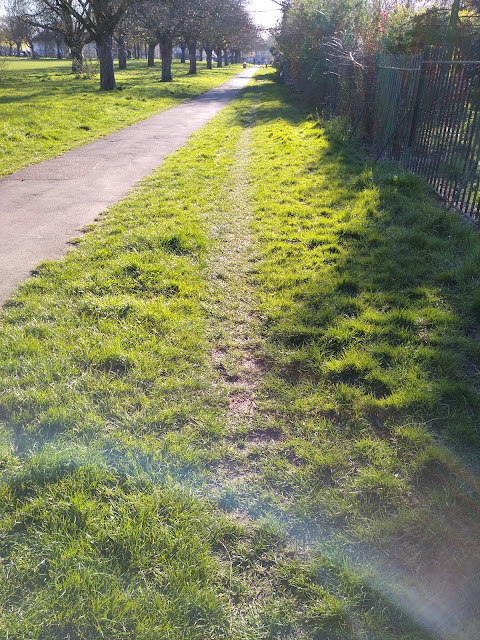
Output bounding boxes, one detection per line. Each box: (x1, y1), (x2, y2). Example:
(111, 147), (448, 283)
(0, 57), (243, 177)
(0, 70), (479, 639)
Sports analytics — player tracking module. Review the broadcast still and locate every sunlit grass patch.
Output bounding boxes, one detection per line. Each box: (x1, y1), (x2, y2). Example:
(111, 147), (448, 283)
(248, 86), (480, 447)
(0, 445), (230, 639)
(242, 72), (480, 637)
(0, 99), (238, 447)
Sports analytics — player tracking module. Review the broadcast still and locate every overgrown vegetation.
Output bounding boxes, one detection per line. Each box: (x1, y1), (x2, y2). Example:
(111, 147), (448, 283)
(275, 0), (480, 101)
(0, 57), (242, 176)
(0, 70), (479, 639)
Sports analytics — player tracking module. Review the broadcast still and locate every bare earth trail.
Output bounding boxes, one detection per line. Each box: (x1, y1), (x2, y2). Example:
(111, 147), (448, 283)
(0, 66), (258, 306)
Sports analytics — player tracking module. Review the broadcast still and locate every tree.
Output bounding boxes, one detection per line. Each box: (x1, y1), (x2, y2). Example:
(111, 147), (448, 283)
(0, 16), (15, 55)
(117, 22), (127, 69)
(223, 1), (256, 64)
(179, 39), (187, 62)
(201, 0), (254, 69)
(180, 0), (208, 75)
(381, 1), (480, 54)
(70, 0), (133, 88)
(20, 0), (136, 88)
(449, 0), (461, 42)
(115, 7), (142, 70)
(2, 0), (38, 55)
(135, 0), (191, 81)
(15, 0), (89, 72)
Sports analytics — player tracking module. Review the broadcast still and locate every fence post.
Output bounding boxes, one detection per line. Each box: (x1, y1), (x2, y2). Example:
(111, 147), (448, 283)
(404, 47), (430, 168)
(363, 56), (376, 143)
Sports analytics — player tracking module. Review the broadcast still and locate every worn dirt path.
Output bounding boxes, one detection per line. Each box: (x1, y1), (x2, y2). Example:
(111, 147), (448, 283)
(0, 66), (258, 306)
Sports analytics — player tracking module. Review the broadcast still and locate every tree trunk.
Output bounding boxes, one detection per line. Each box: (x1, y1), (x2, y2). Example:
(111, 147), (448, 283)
(97, 34), (116, 90)
(215, 48), (222, 68)
(118, 33), (127, 69)
(224, 49), (229, 66)
(449, 0), (461, 44)
(199, 48), (203, 61)
(160, 35), (173, 82)
(188, 40), (197, 74)
(71, 44), (84, 73)
(180, 42), (186, 63)
(147, 41), (156, 67)
(56, 38), (62, 59)
(205, 47), (213, 70)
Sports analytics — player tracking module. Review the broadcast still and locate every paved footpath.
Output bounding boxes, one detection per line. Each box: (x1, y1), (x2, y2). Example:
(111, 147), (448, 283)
(0, 66), (258, 306)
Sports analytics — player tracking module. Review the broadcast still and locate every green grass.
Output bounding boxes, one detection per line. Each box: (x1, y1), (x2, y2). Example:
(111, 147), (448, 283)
(0, 57), (243, 177)
(0, 69), (480, 639)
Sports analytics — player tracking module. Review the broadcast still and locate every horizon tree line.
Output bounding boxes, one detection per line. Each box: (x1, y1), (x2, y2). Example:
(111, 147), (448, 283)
(0, 0), (260, 88)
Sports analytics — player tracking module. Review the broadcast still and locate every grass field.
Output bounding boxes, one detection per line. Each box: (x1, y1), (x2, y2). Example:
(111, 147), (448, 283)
(0, 69), (479, 639)
(0, 57), (243, 177)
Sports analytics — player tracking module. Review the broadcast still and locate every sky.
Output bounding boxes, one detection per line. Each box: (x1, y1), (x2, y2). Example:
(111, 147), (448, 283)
(247, 0), (284, 31)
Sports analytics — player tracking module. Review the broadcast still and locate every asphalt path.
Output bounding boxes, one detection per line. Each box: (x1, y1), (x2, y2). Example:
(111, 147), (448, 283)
(0, 66), (258, 306)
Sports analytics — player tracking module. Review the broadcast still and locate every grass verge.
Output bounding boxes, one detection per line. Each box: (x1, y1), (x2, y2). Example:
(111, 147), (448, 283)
(0, 58), (243, 177)
(0, 70), (479, 639)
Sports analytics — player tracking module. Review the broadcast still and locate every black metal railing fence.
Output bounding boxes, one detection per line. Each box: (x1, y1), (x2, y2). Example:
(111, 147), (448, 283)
(321, 44), (480, 223)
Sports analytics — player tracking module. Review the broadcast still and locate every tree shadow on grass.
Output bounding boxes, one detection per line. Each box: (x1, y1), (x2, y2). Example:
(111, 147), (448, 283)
(263, 127), (480, 450)
(0, 91), (48, 104)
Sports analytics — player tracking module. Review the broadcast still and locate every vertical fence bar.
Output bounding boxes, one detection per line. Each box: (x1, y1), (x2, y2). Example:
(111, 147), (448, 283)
(443, 62), (468, 201)
(400, 55), (422, 167)
(457, 64), (480, 208)
(405, 48), (429, 171)
(430, 51), (455, 190)
(414, 48), (437, 176)
(419, 51), (442, 180)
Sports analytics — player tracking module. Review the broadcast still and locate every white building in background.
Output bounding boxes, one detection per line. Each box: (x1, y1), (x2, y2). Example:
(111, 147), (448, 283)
(245, 48), (273, 65)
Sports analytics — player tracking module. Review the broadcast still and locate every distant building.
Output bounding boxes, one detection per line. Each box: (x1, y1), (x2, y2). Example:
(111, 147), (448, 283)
(245, 49), (273, 65)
